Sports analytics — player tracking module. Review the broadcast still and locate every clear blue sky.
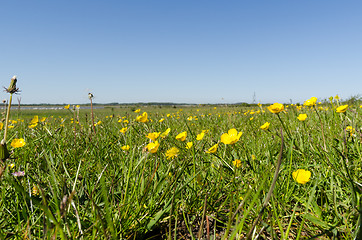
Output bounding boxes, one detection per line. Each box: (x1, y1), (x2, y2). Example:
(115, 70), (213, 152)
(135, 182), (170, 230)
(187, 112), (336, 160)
(1, 1), (361, 104)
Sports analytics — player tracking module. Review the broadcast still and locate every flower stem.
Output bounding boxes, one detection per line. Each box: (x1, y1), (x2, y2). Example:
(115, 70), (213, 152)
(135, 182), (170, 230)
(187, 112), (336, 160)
(3, 93), (13, 143)
(277, 113), (292, 140)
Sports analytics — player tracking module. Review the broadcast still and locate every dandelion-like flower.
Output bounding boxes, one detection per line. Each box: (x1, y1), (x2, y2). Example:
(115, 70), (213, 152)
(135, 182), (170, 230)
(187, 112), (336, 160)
(220, 129), (242, 145)
(134, 109), (141, 113)
(292, 169), (311, 184)
(64, 104), (70, 110)
(165, 147), (179, 159)
(186, 142), (193, 149)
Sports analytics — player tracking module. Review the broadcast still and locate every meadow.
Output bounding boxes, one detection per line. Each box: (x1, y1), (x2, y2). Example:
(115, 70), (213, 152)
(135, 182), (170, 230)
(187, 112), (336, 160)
(0, 95), (361, 239)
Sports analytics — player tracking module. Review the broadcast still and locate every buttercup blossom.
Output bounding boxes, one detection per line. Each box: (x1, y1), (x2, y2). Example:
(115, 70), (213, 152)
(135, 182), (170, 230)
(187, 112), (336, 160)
(303, 97), (318, 106)
(29, 115), (39, 128)
(297, 114), (307, 121)
(345, 126), (355, 136)
(120, 127), (127, 134)
(220, 129), (242, 145)
(232, 159), (242, 168)
(121, 145), (130, 151)
(206, 143), (218, 153)
(146, 141), (159, 153)
(11, 138), (26, 148)
(160, 128), (171, 138)
(260, 122), (270, 130)
(134, 109), (141, 113)
(186, 142), (193, 149)
(292, 169), (311, 184)
(0, 122), (3, 130)
(146, 132), (161, 141)
(64, 104), (70, 109)
(336, 105), (348, 113)
(196, 132), (205, 141)
(176, 131), (187, 141)
(136, 112), (148, 123)
(165, 147), (179, 159)
(267, 103), (284, 114)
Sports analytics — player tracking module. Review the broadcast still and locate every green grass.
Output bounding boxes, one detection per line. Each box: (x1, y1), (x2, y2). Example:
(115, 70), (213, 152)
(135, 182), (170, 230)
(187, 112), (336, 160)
(0, 102), (361, 239)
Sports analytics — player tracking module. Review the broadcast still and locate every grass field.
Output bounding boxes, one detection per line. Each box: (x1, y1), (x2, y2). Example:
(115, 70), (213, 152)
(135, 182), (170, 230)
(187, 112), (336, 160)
(0, 97), (361, 239)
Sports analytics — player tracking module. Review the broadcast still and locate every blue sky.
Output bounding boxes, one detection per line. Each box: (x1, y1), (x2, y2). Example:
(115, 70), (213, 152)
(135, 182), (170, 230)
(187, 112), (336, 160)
(1, 1), (361, 104)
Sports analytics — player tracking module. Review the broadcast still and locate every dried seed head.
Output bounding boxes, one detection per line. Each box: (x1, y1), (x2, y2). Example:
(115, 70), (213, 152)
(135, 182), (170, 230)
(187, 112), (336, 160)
(5, 76), (20, 94)
(88, 93), (94, 100)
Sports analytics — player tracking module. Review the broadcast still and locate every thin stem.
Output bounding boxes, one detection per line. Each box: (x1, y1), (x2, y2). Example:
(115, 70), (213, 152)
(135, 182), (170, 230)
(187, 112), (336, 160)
(3, 93), (13, 142)
(313, 106), (327, 150)
(90, 98), (96, 134)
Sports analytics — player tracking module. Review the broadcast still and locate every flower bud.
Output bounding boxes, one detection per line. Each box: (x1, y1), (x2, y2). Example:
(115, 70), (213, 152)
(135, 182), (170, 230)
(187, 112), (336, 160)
(6, 76), (19, 94)
(0, 140), (10, 160)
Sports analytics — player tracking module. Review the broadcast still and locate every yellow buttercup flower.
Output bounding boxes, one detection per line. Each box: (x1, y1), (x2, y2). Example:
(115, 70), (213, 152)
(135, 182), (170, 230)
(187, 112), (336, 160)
(134, 109), (141, 113)
(160, 128), (171, 138)
(267, 103), (284, 114)
(121, 145), (130, 151)
(136, 112), (148, 123)
(176, 131), (187, 141)
(346, 126), (355, 136)
(120, 127), (127, 134)
(165, 147), (179, 159)
(159, 118), (165, 123)
(0, 122), (3, 130)
(303, 97), (317, 106)
(146, 141), (159, 153)
(196, 132), (205, 141)
(292, 169), (311, 184)
(232, 159), (242, 168)
(146, 132), (161, 141)
(297, 114), (307, 121)
(186, 142), (193, 149)
(64, 104), (70, 109)
(260, 122), (270, 130)
(334, 95), (340, 100)
(32, 185), (40, 196)
(206, 143), (218, 153)
(30, 115), (39, 124)
(220, 129), (242, 145)
(336, 105), (348, 113)
(11, 138), (26, 148)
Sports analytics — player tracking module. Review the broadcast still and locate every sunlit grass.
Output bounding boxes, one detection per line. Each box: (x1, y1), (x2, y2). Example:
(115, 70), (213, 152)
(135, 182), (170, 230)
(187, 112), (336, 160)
(0, 97), (361, 239)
